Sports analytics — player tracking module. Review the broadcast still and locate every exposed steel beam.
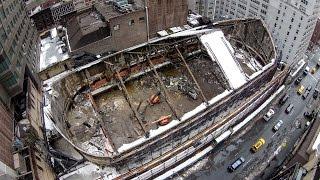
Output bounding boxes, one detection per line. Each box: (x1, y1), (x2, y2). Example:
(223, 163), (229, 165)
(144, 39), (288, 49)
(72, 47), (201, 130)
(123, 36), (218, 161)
(175, 46), (209, 105)
(147, 56), (180, 120)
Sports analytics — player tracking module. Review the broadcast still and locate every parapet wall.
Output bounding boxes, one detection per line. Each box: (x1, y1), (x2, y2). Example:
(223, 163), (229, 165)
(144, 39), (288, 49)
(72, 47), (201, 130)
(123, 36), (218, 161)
(49, 18), (278, 168)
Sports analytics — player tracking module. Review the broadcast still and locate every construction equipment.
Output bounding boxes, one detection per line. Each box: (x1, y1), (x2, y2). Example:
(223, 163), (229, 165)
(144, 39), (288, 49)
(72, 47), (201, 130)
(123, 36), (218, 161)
(148, 92), (161, 105)
(158, 115), (172, 126)
(150, 115), (172, 126)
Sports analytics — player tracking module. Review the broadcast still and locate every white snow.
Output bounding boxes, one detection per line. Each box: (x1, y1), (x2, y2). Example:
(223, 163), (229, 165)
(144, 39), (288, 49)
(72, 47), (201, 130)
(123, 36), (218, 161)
(117, 90), (231, 153)
(40, 28), (69, 71)
(290, 59), (306, 77)
(312, 133), (320, 151)
(43, 104), (55, 131)
(249, 59), (275, 79)
(60, 162), (119, 180)
(215, 130), (232, 144)
(157, 30), (169, 37)
(169, 28), (213, 38)
(154, 145), (213, 180)
(200, 31), (247, 89)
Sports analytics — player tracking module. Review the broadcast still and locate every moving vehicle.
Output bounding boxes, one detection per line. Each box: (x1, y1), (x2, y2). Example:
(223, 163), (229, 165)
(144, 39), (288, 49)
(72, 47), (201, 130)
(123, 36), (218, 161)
(251, 138), (266, 153)
(279, 94), (289, 105)
(313, 89), (319, 99)
(285, 104), (294, 114)
(228, 157), (245, 172)
(297, 85), (305, 95)
(295, 77), (302, 85)
(263, 108), (275, 121)
(273, 120), (284, 131)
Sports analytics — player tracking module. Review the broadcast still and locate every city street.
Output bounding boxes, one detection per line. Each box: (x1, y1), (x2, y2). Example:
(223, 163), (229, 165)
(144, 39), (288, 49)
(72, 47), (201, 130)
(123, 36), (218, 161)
(178, 51), (320, 180)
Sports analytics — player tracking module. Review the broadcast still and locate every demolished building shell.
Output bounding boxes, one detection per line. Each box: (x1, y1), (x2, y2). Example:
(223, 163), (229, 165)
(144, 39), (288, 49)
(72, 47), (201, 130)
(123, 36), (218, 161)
(46, 18), (285, 178)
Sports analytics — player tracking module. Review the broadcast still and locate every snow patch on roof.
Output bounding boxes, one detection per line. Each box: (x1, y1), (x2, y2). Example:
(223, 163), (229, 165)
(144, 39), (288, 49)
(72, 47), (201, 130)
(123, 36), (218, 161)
(200, 30), (247, 89)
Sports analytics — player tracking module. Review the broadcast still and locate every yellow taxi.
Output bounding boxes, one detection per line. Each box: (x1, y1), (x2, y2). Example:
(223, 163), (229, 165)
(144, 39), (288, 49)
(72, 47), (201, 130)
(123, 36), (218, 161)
(311, 67), (317, 74)
(297, 85), (305, 95)
(251, 138), (265, 153)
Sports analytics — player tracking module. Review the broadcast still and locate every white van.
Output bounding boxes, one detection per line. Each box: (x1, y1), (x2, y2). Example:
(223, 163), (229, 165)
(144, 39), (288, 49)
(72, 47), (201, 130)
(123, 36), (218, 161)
(263, 108), (275, 121)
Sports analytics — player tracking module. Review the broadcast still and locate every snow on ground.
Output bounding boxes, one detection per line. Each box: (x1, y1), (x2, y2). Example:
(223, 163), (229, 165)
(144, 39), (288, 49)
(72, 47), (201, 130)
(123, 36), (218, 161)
(200, 31), (247, 89)
(312, 132), (320, 151)
(40, 28), (69, 71)
(60, 162), (119, 180)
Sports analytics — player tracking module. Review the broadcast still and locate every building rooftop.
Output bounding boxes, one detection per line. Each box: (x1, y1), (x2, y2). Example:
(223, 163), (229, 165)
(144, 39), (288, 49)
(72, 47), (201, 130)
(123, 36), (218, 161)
(40, 28), (69, 71)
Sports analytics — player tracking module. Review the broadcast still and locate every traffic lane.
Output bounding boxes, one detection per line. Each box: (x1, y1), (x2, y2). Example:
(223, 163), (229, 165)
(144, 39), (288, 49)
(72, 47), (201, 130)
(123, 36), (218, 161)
(195, 119), (278, 180)
(259, 87), (317, 179)
(205, 95), (304, 179)
(187, 73), (319, 180)
(230, 78), (313, 178)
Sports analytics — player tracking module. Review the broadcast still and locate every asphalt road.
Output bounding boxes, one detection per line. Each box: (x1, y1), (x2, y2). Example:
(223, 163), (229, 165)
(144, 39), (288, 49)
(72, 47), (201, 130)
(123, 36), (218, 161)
(178, 51), (320, 180)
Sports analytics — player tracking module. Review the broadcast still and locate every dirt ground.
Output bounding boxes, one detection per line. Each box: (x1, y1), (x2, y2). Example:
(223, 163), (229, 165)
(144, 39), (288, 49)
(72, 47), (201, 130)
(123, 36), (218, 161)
(65, 56), (229, 150)
(92, 57), (227, 148)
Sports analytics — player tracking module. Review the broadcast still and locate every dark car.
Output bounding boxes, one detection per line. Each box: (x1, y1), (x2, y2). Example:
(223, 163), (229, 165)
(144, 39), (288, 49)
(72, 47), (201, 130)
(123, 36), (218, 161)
(303, 69), (308, 75)
(228, 157), (245, 172)
(313, 89), (319, 99)
(295, 77), (302, 85)
(302, 91), (310, 99)
(279, 94), (289, 105)
(285, 104), (294, 114)
(304, 111), (313, 119)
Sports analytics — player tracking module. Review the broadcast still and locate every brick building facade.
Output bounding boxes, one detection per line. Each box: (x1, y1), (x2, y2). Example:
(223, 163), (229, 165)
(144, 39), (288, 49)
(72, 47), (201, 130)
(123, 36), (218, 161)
(67, 2), (147, 55)
(147, 0), (188, 37)
(0, 102), (14, 169)
(309, 18), (320, 49)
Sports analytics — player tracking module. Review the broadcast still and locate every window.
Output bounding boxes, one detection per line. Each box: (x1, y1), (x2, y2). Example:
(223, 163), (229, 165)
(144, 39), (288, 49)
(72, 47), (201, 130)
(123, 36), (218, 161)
(3, 75), (17, 88)
(129, 19), (134, 26)
(0, 55), (9, 73)
(113, 24), (120, 31)
(139, 17), (145, 22)
(0, 27), (7, 42)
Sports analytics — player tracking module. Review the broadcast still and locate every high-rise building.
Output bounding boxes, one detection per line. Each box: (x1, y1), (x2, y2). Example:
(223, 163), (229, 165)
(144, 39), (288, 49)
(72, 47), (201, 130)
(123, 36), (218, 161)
(0, 1), (55, 179)
(194, 0), (320, 65)
(0, 0), (40, 104)
(309, 18), (320, 49)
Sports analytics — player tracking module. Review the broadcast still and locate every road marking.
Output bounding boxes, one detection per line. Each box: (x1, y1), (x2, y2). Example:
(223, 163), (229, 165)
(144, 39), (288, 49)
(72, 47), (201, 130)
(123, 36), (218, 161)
(243, 158), (253, 167)
(272, 133), (277, 138)
(309, 74), (318, 82)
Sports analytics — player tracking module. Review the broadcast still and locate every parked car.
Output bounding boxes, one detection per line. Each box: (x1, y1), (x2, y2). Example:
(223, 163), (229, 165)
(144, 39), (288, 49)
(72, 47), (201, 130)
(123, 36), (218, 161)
(228, 157), (245, 172)
(273, 120), (284, 131)
(285, 104), (294, 114)
(303, 69), (309, 75)
(311, 67), (317, 74)
(302, 91), (310, 100)
(263, 108), (275, 122)
(297, 85), (305, 95)
(295, 77), (302, 85)
(279, 94), (289, 105)
(307, 85), (312, 91)
(313, 89), (319, 99)
(251, 138), (266, 153)
(304, 111), (313, 119)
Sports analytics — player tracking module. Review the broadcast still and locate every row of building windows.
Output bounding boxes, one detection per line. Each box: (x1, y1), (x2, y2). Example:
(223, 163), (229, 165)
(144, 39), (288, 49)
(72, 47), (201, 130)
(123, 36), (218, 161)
(113, 16), (145, 31)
